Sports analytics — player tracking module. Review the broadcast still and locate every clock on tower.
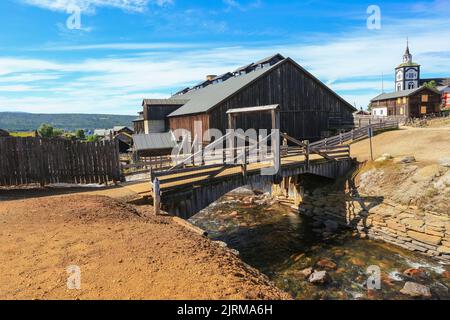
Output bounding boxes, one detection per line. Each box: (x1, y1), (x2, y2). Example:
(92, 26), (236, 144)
(395, 40), (420, 92)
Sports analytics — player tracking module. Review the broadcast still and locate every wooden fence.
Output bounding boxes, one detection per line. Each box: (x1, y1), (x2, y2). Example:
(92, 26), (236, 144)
(310, 120), (399, 149)
(0, 137), (122, 186)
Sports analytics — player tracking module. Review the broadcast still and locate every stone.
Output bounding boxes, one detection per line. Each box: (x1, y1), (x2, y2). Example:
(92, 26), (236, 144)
(350, 257), (365, 267)
(308, 271), (330, 285)
(299, 267), (313, 278)
(439, 157), (450, 167)
(407, 230), (442, 245)
(230, 211), (238, 217)
(382, 153), (393, 159)
(401, 218), (424, 229)
(411, 165), (442, 183)
(437, 246), (450, 254)
(400, 282), (432, 298)
(397, 156), (416, 164)
(316, 258), (337, 270)
(403, 268), (426, 279)
(324, 220), (339, 232)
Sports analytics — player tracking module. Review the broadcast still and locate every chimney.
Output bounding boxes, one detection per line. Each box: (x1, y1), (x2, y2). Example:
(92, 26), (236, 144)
(206, 75), (217, 81)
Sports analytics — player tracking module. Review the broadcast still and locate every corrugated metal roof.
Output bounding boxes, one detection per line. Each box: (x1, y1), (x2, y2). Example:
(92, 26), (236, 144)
(371, 86), (440, 102)
(133, 132), (177, 151)
(168, 62), (282, 117)
(142, 98), (189, 106)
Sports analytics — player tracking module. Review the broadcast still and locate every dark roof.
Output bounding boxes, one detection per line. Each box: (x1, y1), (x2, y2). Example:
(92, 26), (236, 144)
(420, 78), (450, 87)
(371, 86), (440, 102)
(168, 62), (282, 117)
(133, 132), (177, 151)
(0, 129), (10, 137)
(233, 63), (255, 73)
(168, 57), (356, 117)
(254, 53), (284, 66)
(142, 98), (189, 106)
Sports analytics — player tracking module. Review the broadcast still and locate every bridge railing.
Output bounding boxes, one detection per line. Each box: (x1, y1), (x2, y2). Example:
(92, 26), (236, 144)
(310, 119), (399, 149)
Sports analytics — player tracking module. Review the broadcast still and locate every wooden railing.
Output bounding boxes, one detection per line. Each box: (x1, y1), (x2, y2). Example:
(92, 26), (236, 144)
(310, 120), (399, 149)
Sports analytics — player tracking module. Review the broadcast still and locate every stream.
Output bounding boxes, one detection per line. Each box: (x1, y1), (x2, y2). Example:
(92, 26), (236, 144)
(189, 189), (450, 300)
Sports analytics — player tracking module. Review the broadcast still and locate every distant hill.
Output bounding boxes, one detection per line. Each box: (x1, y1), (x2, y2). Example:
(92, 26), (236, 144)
(0, 112), (136, 132)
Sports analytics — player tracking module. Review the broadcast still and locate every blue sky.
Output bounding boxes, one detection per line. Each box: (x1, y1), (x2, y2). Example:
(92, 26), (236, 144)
(0, 0), (449, 115)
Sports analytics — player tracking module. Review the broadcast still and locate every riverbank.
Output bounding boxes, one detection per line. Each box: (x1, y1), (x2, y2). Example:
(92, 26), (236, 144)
(0, 194), (290, 300)
(190, 190), (450, 300)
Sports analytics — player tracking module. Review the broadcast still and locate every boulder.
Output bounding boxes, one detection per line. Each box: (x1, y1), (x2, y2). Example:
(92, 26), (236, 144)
(400, 282), (432, 298)
(308, 270), (330, 285)
(403, 268), (426, 279)
(316, 258), (337, 270)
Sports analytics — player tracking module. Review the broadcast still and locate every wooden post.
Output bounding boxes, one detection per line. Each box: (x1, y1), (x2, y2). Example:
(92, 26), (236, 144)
(304, 140), (310, 170)
(243, 145), (248, 180)
(153, 178), (161, 215)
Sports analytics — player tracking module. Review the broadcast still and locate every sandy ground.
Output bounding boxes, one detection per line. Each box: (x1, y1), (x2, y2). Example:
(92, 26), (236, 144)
(350, 126), (450, 163)
(0, 194), (290, 300)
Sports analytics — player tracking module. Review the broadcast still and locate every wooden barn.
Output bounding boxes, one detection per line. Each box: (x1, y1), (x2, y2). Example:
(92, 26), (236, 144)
(138, 54), (356, 143)
(371, 86), (441, 118)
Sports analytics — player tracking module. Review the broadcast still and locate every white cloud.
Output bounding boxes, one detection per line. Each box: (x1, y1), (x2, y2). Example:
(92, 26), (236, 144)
(20, 0), (172, 14)
(2, 4), (450, 113)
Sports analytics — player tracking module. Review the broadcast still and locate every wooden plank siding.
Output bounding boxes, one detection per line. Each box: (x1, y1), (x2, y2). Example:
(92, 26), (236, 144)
(168, 60), (354, 142)
(0, 137), (122, 187)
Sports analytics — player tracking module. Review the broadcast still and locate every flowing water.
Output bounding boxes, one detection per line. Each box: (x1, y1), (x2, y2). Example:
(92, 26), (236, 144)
(190, 190), (450, 300)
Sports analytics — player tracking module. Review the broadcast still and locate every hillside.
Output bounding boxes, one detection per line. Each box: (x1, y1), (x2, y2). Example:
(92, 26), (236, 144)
(0, 112), (136, 132)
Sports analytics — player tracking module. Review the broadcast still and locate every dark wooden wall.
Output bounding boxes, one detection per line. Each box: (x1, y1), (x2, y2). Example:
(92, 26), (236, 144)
(408, 90), (441, 118)
(0, 137), (122, 186)
(145, 105), (183, 121)
(170, 61), (355, 142)
(133, 120), (145, 134)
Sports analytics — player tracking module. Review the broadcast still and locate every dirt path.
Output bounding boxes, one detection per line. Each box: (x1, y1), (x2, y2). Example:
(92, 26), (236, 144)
(350, 126), (450, 163)
(0, 195), (290, 300)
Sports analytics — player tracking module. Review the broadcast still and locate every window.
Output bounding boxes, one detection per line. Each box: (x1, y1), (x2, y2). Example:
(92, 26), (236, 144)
(397, 98), (402, 104)
(399, 107), (404, 115)
(422, 95), (429, 102)
(408, 82), (415, 89)
(421, 106), (427, 114)
(403, 97), (407, 104)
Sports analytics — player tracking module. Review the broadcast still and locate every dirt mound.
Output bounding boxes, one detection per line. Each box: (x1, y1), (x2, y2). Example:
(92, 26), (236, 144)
(63, 195), (143, 223)
(0, 195), (290, 300)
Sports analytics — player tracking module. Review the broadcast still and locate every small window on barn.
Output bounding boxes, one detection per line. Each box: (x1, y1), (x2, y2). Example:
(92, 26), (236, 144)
(403, 97), (407, 104)
(421, 106), (427, 114)
(399, 107), (404, 115)
(422, 95), (429, 102)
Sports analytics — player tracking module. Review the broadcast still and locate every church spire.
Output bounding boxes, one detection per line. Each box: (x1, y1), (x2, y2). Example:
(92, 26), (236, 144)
(403, 37), (412, 64)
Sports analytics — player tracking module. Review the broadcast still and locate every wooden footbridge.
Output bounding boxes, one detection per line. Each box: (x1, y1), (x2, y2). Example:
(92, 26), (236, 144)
(149, 108), (399, 219)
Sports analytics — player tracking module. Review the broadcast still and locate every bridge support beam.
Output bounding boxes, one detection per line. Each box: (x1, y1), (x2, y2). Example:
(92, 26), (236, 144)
(159, 158), (354, 219)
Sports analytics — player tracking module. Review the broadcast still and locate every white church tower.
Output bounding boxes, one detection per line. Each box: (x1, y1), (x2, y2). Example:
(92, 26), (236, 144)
(395, 40), (420, 92)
